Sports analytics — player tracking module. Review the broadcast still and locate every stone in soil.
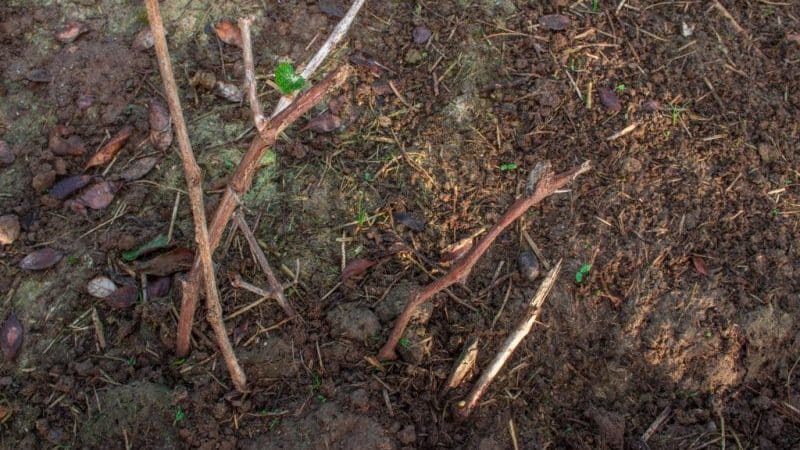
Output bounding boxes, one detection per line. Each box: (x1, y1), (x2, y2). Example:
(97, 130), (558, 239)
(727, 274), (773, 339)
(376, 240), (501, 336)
(397, 325), (432, 365)
(326, 302), (380, 342)
(375, 282), (432, 324)
(0, 214), (20, 245)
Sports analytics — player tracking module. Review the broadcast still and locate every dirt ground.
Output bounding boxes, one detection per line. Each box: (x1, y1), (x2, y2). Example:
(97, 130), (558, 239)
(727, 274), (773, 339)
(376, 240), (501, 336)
(1, 0), (799, 448)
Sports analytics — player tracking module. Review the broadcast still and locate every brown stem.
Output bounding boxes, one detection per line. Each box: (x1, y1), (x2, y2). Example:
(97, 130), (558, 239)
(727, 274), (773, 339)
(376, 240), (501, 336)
(377, 161), (591, 360)
(145, 0), (247, 390)
(238, 16), (265, 132)
(233, 211), (296, 318)
(175, 65), (350, 356)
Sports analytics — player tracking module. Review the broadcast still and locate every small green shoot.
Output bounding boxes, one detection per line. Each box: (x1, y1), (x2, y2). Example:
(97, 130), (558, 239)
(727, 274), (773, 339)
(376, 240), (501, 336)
(771, 208), (780, 217)
(126, 357), (136, 367)
(668, 105), (686, 126)
(122, 234), (170, 261)
(223, 158), (235, 170)
(274, 62), (305, 95)
(174, 408), (186, 425)
(575, 263), (592, 283)
(66, 255), (79, 266)
(704, 330), (712, 338)
(311, 372), (322, 391)
(500, 163), (518, 171)
(615, 84), (626, 92)
(363, 171), (375, 182)
(592, 0), (599, 13)
(398, 337), (410, 349)
(170, 357), (187, 367)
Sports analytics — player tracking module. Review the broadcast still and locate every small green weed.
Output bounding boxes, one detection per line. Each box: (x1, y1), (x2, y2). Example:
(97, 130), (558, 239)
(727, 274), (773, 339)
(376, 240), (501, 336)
(575, 263), (592, 283)
(500, 163), (518, 171)
(398, 337), (411, 349)
(668, 105), (686, 126)
(173, 408), (186, 425)
(66, 255), (79, 266)
(615, 84), (626, 92)
(274, 62), (305, 95)
(592, 0), (599, 13)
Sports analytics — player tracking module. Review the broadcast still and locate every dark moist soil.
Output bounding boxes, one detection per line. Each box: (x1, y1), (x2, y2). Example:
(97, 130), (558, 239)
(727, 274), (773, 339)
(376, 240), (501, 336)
(1, 1), (799, 449)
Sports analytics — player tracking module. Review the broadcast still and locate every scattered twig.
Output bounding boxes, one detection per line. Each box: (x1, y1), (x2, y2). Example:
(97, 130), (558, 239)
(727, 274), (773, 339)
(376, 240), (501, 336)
(606, 122), (637, 141)
(91, 307), (106, 351)
(175, 65), (349, 356)
(272, 0), (367, 115)
(233, 211), (296, 318)
(145, 0), (247, 391)
(238, 16), (266, 132)
(442, 337), (479, 395)
(167, 191), (180, 243)
(453, 260), (561, 420)
(641, 406), (672, 444)
(377, 162), (590, 360)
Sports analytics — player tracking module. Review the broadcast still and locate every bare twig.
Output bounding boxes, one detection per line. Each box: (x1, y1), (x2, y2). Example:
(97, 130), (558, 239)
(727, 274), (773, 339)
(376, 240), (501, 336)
(233, 211), (296, 318)
(238, 16), (266, 132)
(175, 66), (349, 356)
(453, 260), (562, 420)
(272, 0), (366, 116)
(377, 162), (590, 360)
(145, 0), (247, 391)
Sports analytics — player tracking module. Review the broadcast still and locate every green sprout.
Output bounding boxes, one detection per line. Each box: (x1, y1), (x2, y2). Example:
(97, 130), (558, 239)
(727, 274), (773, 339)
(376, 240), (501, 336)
(771, 208), (780, 217)
(126, 357), (136, 367)
(398, 337), (411, 349)
(311, 372), (322, 391)
(615, 84), (626, 92)
(122, 234), (169, 262)
(66, 255), (79, 266)
(170, 357), (187, 367)
(500, 163), (518, 171)
(174, 408), (186, 424)
(575, 263), (592, 283)
(668, 105), (686, 126)
(274, 62), (305, 95)
(592, 0), (599, 13)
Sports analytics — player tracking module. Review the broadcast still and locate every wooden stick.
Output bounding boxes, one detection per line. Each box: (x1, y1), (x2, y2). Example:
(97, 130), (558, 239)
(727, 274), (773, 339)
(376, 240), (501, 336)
(145, 0), (247, 391)
(453, 260), (561, 420)
(238, 16), (266, 132)
(377, 162), (590, 360)
(175, 66), (350, 356)
(233, 211), (296, 318)
(271, 0), (366, 116)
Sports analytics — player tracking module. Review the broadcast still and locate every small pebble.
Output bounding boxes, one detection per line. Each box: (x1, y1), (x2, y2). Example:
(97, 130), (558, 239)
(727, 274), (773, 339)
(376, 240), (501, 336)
(517, 251), (541, 281)
(412, 25), (431, 44)
(0, 215), (21, 245)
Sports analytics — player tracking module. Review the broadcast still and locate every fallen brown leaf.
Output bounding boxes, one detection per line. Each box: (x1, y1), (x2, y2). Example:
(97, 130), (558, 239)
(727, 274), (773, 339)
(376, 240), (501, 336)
(50, 175), (94, 200)
(393, 211), (426, 232)
(190, 71), (217, 91)
(19, 248), (63, 270)
(72, 180), (117, 210)
(135, 247), (195, 276)
(146, 276), (172, 299)
(148, 101), (173, 151)
(341, 258), (377, 284)
(105, 285), (138, 309)
(598, 86), (621, 112)
(692, 255), (708, 276)
(118, 156), (159, 182)
(84, 126), (133, 170)
(539, 14), (570, 31)
(0, 313), (23, 361)
(304, 113), (342, 133)
(49, 125), (86, 156)
(133, 27), (154, 51)
(212, 19), (243, 48)
(55, 21), (88, 43)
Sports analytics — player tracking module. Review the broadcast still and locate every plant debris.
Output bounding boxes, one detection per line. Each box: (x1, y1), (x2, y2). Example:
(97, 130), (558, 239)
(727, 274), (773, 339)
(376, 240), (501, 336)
(19, 248), (63, 270)
(1, 313), (24, 361)
(304, 113), (342, 133)
(67, 180), (117, 213)
(598, 86), (621, 112)
(105, 285), (138, 309)
(214, 81), (243, 102)
(0, 214), (21, 245)
(84, 126), (134, 170)
(212, 19), (243, 48)
(692, 255), (708, 276)
(55, 21), (88, 43)
(146, 276), (172, 299)
(118, 156), (159, 181)
(190, 71), (217, 91)
(341, 258), (377, 285)
(133, 27), (154, 50)
(148, 101), (173, 151)
(393, 211), (425, 232)
(539, 14), (570, 31)
(49, 126), (86, 156)
(412, 25), (432, 44)
(122, 234), (171, 262)
(49, 175), (94, 200)
(135, 247), (195, 276)
(440, 236), (474, 265)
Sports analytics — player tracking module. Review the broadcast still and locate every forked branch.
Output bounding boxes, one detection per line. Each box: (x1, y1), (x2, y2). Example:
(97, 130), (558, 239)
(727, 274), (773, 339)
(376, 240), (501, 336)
(376, 161), (591, 360)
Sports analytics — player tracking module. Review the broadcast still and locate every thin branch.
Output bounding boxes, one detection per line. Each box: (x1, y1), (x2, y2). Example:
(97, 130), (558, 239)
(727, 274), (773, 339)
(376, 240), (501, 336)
(233, 211), (296, 318)
(272, 0), (367, 116)
(175, 66), (350, 356)
(144, 0), (247, 391)
(377, 161), (591, 360)
(238, 16), (265, 132)
(453, 260), (561, 420)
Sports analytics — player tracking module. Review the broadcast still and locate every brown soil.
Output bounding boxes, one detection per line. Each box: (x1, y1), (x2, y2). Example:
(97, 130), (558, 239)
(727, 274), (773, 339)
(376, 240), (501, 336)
(1, 1), (799, 449)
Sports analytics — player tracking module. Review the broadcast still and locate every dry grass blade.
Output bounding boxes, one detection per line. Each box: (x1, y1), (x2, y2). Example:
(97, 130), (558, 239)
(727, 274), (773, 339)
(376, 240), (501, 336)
(144, 0), (247, 391)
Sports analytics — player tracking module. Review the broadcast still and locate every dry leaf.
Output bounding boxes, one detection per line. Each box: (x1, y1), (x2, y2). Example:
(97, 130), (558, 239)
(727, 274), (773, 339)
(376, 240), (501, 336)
(1, 313), (24, 361)
(73, 180), (117, 210)
(341, 258), (377, 284)
(212, 19), (243, 48)
(19, 248), (63, 270)
(133, 27), (154, 51)
(393, 211), (425, 232)
(214, 81), (243, 102)
(84, 126), (133, 170)
(304, 113), (342, 133)
(539, 14), (570, 31)
(56, 21), (88, 43)
(87, 276), (117, 299)
(105, 285), (138, 309)
(50, 175), (93, 200)
(118, 156), (159, 182)
(146, 276), (172, 299)
(598, 86), (621, 112)
(135, 248), (195, 276)
(692, 255), (708, 276)
(191, 71), (217, 91)
(444, 337), (478, 391)
(49, 125), (86, 156)
(148, 101), (173, 151)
